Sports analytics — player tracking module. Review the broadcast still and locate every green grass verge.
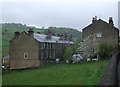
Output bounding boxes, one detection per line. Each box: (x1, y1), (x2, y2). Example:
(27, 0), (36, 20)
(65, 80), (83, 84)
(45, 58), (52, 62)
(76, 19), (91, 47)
(2, 60), (109, 85)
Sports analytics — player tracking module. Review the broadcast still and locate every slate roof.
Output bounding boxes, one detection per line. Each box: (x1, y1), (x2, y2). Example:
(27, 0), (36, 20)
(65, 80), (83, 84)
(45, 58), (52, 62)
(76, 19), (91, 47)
(33, 33), (74, 44)
(3, 55), (10, 59)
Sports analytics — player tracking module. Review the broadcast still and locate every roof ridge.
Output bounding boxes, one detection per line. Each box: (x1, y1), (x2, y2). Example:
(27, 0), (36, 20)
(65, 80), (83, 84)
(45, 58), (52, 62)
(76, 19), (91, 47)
(33, 33), (74, 44)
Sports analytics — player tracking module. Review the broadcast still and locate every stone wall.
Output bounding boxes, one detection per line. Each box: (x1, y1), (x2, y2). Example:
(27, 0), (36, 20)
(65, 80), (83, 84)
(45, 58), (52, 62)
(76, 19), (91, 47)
(83, 19), (119, 48)
(9, 32), (40, 69)
(78, 19), (119, 58)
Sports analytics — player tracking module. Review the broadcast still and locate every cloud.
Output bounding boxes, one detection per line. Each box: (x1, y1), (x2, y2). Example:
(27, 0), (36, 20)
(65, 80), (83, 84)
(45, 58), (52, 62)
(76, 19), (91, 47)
(1, 0), (119, 30)
(0, 0), (119, 2)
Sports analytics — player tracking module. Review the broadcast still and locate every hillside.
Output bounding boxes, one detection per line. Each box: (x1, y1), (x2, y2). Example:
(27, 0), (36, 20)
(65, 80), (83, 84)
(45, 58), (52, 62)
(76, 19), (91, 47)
(46, 27), (83, 43)
(1, 23), (82, 57)
(3, 60), (109, 85)
(1, 23), (44, 57)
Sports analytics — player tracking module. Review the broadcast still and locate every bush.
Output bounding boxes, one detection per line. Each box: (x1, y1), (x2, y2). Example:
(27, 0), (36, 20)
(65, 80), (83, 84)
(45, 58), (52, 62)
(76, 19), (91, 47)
(62, 46), (74, 61)
(98, 43), (113, 59)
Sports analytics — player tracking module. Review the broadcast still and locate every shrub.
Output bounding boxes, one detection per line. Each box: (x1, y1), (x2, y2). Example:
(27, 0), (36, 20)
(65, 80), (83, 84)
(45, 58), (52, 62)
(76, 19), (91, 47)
(98, 43), (113, 59)
(62, 46), (74, 61)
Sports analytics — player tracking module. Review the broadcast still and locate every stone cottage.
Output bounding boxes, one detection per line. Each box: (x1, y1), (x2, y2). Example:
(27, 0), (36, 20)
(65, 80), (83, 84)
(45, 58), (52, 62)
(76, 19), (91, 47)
(9, 29), (74, 69)
(78, 17), (119, 58)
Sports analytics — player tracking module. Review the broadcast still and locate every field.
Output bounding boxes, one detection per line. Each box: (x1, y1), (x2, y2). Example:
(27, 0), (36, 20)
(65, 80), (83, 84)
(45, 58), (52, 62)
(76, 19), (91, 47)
(2, 60), (109, 85)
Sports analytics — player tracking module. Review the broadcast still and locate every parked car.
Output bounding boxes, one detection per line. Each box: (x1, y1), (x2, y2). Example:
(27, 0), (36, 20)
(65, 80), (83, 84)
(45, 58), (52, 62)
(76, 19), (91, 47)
(55, 58), (60, 63)
(2, 65), (6, 69)
(90, 54), (99, 61)
(86, 54), (99, 62)
(87, 58), (91, 62)
(92, 58), (98, 61)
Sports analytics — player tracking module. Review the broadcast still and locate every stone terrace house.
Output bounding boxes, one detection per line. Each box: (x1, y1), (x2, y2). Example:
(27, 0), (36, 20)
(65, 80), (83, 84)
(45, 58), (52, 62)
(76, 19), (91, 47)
(9, 29), (74, 69)
(78, 17), (119, 58)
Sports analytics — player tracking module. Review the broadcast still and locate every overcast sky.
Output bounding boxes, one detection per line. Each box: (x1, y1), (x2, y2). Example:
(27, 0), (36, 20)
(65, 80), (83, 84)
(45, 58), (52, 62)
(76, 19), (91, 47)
(1, 0), (120, 31)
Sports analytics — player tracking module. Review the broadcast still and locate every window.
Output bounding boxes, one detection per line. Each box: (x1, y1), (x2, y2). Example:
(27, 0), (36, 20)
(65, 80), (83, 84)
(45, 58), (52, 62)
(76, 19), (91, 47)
(46, 43), (48, 49)
(41, 52), (43, 59)
(24, 52), (28, 59)
(46, 51), (48, 58)
(41, 43), (43, 49)
(96, 33), (102, 38)
(52, 44), (55, 49)
(49, 52), (51, 58)
(49, 44), (51, 49)
(45, 43), (48, 49)
(53, 51), (55, 58)
(51, 44), (52, 49)
(43, 43), (45, 48)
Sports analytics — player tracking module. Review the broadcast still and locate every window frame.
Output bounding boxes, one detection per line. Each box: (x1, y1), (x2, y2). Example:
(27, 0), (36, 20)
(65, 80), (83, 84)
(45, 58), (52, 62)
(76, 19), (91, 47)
(24, 52), (28, 59)
(96, 33), (102, 38)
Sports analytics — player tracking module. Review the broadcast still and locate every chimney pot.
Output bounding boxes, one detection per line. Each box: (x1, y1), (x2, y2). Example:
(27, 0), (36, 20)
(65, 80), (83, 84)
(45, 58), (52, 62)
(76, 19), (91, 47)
(92, 16), (97, 23)
(64, 34), (68, 40)
(15, 31), (20, 37)
(109, 17), (114, 26)
(46, 30), (52, 39)
(59, 33), (64, 40)
(37, 32), (41, 34)
(28, 28), (34, 35)
(95, 16), (97, 20)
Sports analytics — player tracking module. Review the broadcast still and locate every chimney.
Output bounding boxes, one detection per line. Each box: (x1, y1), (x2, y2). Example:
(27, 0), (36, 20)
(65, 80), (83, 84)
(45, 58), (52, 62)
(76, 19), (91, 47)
(28, 28), (34, 35)
(92, 16), (97, 23)
(64, 34), (68, 40)
(59, 33), (64, 40)
(46, 30), (52, 39)
(52, 33), (55, 36)
(109, 17), (114, 26)
(15, 31), (20, 37)
(57, 34), (60, 37)
(37, 32), (41, 34)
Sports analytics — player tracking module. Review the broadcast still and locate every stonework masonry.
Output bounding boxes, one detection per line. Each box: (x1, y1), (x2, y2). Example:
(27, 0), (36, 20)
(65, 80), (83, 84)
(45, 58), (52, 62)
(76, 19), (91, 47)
(77, 17), (119, 58)
(9, 30), (74, 69)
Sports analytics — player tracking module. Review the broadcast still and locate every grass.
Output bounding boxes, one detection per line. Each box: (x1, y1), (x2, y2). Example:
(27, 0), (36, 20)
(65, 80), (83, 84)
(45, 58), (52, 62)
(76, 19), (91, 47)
(2, 60), (109, 85)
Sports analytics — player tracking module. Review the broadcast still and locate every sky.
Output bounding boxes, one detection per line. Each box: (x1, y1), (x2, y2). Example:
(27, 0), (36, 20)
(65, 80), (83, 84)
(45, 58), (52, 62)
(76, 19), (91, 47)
(1, 0), (120, 31)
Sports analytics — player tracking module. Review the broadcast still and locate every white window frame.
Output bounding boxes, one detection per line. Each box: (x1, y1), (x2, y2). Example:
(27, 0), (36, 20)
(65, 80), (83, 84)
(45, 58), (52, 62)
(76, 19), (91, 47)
(43, 43), (45, 48)
(96, 33), (102, 38)
(24, 52), (28, 59)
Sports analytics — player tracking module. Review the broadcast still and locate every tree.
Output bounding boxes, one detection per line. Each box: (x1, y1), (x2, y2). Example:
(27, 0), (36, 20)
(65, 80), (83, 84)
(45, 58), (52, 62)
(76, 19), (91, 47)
(62, 46), (74, 61)
(5, 29), (7, 32)
(98, 43), (113, 59)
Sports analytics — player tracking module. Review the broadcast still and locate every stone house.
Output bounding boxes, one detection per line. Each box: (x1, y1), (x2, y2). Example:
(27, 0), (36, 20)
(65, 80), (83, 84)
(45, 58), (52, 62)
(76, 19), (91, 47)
(79, 17), (119, 58)
(9, 29), (74, 69)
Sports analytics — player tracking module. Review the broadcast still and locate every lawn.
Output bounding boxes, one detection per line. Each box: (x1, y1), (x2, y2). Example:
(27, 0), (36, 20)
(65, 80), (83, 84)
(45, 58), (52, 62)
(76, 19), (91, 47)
(2, 60), (109, 85)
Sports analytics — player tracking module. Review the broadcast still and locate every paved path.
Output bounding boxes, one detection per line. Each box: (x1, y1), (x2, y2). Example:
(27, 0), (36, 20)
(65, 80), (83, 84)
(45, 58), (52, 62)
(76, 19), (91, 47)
(99, 51), (120, 86)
